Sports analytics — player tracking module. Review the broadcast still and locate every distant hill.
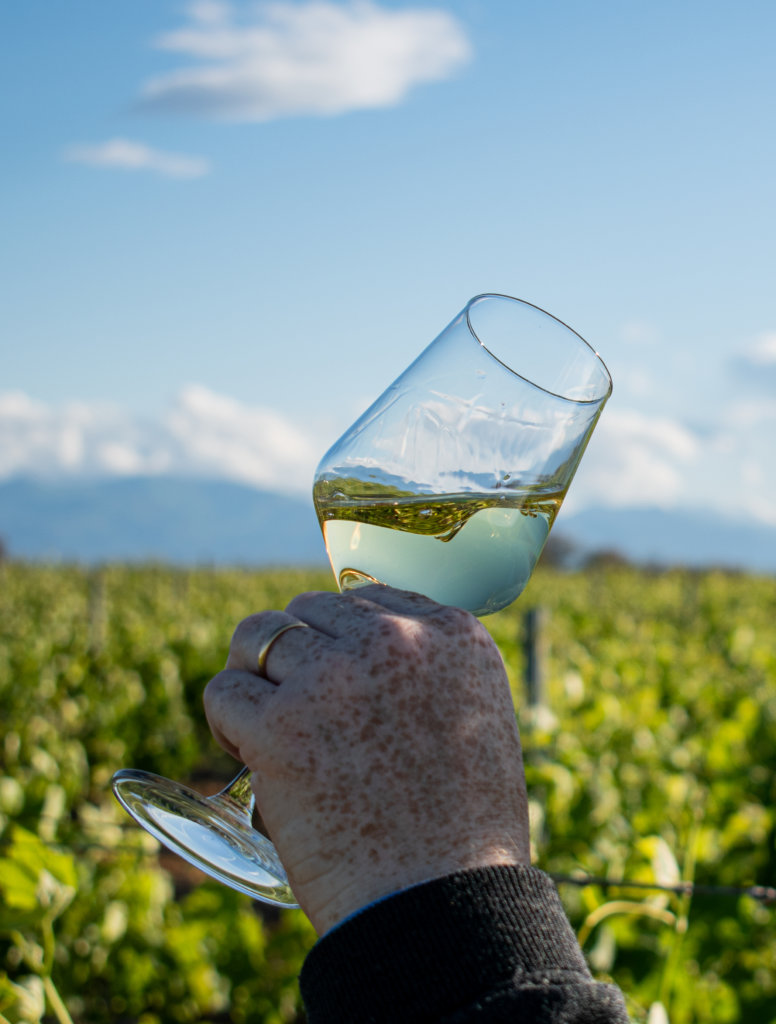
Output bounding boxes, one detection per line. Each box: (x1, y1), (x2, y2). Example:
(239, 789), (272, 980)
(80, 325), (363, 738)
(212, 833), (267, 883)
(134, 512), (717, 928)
(0, 476), (326, 566)
(0, 476), (774, 574)
(556, 505), (776, 574)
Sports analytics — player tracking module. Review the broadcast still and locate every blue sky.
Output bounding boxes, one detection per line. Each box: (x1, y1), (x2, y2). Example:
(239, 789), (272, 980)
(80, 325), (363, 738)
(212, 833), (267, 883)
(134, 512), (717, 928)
(2, 1), (775, 524)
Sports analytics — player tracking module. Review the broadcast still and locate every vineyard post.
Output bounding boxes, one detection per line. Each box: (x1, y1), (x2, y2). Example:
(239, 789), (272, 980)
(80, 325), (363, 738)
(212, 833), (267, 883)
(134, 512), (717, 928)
(88, 568), (107, 654)
(523, 606), (547, 707)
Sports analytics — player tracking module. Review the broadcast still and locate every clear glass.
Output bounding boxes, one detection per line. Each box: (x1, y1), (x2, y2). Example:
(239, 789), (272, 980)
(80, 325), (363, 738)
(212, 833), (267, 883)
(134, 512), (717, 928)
(113, 293), (611, 906)
(313, 294), (612, 615)
(112, 766), (297, 905)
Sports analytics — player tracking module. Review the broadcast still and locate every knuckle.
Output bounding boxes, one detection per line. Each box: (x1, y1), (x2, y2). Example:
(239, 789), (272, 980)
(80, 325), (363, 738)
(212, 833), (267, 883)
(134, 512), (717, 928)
(231, 610), (282, 644)
(436, 603), (479, 634)
(203, 669), (230, 714)
(230, 613), (262, 645)
(285, 591), (325, 617)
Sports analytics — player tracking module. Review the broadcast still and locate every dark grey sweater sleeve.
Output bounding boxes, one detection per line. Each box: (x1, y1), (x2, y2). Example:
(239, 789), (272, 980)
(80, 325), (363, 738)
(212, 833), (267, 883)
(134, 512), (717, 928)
(299, 865), (630, 1023)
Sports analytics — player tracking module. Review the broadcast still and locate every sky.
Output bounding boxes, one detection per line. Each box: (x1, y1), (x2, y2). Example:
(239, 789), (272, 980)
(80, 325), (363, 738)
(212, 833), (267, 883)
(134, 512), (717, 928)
(2, 0), (775, 527)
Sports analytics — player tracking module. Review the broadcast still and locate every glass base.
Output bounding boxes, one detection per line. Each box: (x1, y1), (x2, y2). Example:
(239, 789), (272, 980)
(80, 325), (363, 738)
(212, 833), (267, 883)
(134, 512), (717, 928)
(112, 769), (299, 907)
(338, 567), (380, 590)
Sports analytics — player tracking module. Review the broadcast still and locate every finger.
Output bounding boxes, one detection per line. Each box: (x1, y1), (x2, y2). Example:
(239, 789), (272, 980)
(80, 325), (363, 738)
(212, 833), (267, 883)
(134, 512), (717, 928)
(285, 585), (442, 636)
(359, 584), (486, 642)
(204, 668), (277, 761)
(345, 583), (446, 617)
(226, 610), (335, 681)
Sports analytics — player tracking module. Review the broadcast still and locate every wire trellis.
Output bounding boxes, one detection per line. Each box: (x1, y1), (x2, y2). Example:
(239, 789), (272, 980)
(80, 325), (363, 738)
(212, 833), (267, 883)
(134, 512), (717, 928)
(551, 872), (776, 905)
(6, 824), (775, 907)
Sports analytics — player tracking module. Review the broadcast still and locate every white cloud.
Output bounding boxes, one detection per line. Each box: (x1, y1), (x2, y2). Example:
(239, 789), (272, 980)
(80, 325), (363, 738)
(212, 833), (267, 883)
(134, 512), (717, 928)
(565, 401), (776, 526)
(0, 388), (318, 494)
(727, 329), (776, 397)
(139, 0), (472, 121)
(741, 330), (776, 367)
(565, 409), (699, 513)
(2, 387), (774, 526)
(711, 398), (776, 525)
(63, 138), (211, 179)
(165, 384), (319, 489)
(720, 396), (776, 430)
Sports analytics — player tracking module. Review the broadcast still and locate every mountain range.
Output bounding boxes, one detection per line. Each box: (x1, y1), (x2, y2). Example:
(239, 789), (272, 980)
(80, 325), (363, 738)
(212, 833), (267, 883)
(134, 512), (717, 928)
(0, 476), (774, 575)
(0, 477), (326, 566)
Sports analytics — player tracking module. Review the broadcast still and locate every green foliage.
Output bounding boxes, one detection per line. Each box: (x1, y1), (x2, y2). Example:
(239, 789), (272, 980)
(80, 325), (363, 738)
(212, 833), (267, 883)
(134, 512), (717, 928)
(0, 565), (328, 1024)
(0, 561), (774, 1021)
(488, 566), (776, 1022)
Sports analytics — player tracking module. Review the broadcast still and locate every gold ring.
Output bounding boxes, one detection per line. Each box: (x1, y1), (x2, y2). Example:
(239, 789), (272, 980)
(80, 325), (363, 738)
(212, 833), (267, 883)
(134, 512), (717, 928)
(257, 620), (309, 678)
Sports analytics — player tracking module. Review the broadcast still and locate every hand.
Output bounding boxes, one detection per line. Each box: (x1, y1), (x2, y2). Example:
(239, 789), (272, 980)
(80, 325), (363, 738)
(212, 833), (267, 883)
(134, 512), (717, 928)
(204, 585), (530, 933)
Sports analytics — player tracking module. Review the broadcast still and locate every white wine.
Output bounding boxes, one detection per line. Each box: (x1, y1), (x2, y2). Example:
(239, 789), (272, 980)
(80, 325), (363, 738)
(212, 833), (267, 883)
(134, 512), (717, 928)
(314, 489), (561, 617)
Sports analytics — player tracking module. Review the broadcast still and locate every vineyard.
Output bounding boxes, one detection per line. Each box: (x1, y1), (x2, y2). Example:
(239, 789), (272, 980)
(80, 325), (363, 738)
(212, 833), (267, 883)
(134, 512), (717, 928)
(0, 562), (775, 1023)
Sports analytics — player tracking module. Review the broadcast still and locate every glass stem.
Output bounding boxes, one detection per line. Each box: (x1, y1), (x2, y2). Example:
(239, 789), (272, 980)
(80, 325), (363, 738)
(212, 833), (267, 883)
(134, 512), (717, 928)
(216, 766), (254, 817)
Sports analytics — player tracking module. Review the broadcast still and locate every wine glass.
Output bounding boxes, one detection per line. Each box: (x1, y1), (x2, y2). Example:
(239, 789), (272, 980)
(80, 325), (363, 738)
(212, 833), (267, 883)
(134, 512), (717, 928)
(313, 293), (612, 614)
(113, 292), (611, 906)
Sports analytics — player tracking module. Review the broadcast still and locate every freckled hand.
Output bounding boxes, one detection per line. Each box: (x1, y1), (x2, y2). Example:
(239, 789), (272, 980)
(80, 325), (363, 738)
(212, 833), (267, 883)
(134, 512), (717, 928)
(205, 586), (529, 933)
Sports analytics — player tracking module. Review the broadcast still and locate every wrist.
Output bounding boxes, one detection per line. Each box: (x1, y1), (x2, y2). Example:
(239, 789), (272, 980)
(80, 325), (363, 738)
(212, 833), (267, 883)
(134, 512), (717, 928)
(301, 837), (530, 935)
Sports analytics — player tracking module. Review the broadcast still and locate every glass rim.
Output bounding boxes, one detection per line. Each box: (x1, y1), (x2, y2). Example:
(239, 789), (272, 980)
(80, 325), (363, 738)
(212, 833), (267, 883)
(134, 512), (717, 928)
(464, 292), (613, 405)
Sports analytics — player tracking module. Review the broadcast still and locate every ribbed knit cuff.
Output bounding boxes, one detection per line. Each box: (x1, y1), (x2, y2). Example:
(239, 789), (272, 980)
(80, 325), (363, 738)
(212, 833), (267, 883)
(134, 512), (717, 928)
(299, 865), (594, 1024)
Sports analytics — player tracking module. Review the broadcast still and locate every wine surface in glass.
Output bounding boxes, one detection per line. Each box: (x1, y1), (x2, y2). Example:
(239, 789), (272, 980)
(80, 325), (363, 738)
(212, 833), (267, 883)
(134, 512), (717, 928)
(314, 488), (561, 617)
